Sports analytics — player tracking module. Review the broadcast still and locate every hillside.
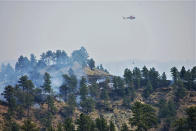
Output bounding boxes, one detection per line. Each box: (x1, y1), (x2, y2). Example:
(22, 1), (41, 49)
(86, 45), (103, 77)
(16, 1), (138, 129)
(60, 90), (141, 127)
(0, 48), (195, 131)
(0, 84), (195, 130)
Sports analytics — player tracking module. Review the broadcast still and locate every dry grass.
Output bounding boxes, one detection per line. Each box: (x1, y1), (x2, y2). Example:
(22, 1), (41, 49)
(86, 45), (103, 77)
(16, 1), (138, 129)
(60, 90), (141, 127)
(0, 86), (196, 130)
(84, 67), (111, 76)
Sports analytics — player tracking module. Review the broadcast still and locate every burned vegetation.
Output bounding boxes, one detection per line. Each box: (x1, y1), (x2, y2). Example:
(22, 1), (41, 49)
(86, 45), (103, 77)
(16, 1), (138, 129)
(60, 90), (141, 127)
(0, 47), (196, 131)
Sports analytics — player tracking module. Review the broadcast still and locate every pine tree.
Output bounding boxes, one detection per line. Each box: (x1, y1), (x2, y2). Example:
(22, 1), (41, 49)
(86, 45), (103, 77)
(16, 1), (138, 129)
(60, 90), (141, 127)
(21, 119), (39, 131)
(186, 106), (196, 130)
(88, 58), (95, 70)
(124, 68), (133, 85)
(89, 83), (100, 98)
(171, 67), (179, 84)
(160, 72), (168, 86)
(174, 106), (196, 131)
(148, 67), (160, 89)
(109, 121), (115, 131)
(130, 102), (158, 131)
(142, 66), (149, 81)
(100, 88), (109, 101)
(175, 80), (186, 102)
(96, 116), (109, 131)
(80, 78), (88, 101)
(180, 66), (186, 80)
(121, 123), (129, 131)
(2, 85), (16, 116)
(57, 123), (63, 131)
(63, 118), (75, 131)
(62, 94), (77, 117)
(133, 67), (141, 89)
(173, 118), (188, 131)
(80, 97), (95, 113)
(42, 72), (52, 93)
(76, 113), (95, 131)
(42, 72), (56, 128)
(143, 80), (153, 98)
(17, 76), (35, 118)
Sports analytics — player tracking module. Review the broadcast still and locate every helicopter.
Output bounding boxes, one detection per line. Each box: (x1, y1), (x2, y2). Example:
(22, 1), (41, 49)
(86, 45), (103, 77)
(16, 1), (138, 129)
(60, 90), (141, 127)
(123, 16), (136, 20)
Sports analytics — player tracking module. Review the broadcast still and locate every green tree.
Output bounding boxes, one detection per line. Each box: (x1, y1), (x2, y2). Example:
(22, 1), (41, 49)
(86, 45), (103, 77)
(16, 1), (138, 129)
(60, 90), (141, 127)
(180, 66), (186, 80)
(33, 88), (43, 104)
(171, 67), (179, 84)
(57, 123), (63, 131)
(167, 99), (177, 117)
(42, 73), (56, 113)
(100, 88), (109, 101)
(148, 68), (160, 89)
(21, 119), (39, 131)
(174, 106), (196, 131)
(62, 94), (77, 117)
(109, 121), (115, 131)
(28, 53), (37, 65)
(66, 74), (77, 93)
(68, 93), (77, 108)
(89, 83), (100, 98)
(42, 72), (52, 93)
(142, 66), (149, 81)
(130, 102), (158, 131)
(15, 56), (30, 75)
(186, 106), (196, 130)
(63, 118), (75, 131)
(42, 72), (56, 128)
(2, 85), (16, 116)
(60, 84), (69, 101)
(76, 113), (95, 131)
(173, 118), (188, 131)
(161, 72), (167, 81)
(142, 80), (153, 98)
(124, 68), (133, 85)
(60, 74), (77, 101)
(80, 97), (95, 113)
(175, 80), (186, 102)
(123, 95), (133, 109)
(133, 67), (141, 89)
(25, 80), (35, 117)
(88, 58), (95, 70)
(3, 119), (20, 131)
(17, 76), (35, 118)
(191, 66), (196, 78)
(184, 70), (193, 90)
(55, 50), (69, 65)
(123, 87), (136, 108)
(121, 123), (129, 131)
(158, 99), (176, 119)
(71, 47), (89, 67)
(158, 99), (168, 118)
(80, 78), (88, 101)
(113, 76), (124, 90)
(191, 67), (196, 88)
(113, 76), (125, 97)
(95, 116), (109, 131)
(160, 72), (168, 87)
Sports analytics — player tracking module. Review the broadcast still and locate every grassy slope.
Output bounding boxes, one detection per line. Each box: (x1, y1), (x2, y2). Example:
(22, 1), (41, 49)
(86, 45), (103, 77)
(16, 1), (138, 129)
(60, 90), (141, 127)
(0, 88), (196, 130)
(0, 68), (196, 130)
(84, 67), (111, 76)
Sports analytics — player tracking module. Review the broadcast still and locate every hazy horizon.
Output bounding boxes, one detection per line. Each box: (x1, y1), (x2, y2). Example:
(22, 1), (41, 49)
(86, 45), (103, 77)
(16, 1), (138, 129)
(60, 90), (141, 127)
(0, 1), (195, 77)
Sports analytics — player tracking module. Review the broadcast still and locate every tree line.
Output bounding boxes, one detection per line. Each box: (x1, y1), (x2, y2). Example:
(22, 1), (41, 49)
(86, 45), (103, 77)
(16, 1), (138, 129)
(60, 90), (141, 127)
(1, 65), (196, 130)
(0, 47), (109, 88)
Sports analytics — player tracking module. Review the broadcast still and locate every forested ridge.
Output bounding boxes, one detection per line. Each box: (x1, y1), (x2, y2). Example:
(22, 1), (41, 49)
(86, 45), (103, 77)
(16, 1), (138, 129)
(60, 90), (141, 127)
(0, 47), (196, 131)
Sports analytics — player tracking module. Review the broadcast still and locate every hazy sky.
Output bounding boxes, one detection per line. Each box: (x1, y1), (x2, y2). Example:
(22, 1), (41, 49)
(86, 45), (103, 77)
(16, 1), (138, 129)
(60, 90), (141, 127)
(0, 1), (195, 66)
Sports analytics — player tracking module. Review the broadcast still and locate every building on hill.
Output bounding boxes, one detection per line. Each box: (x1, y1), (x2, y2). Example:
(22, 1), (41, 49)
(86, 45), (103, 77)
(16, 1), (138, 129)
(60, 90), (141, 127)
(85, 75), (114, 89)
